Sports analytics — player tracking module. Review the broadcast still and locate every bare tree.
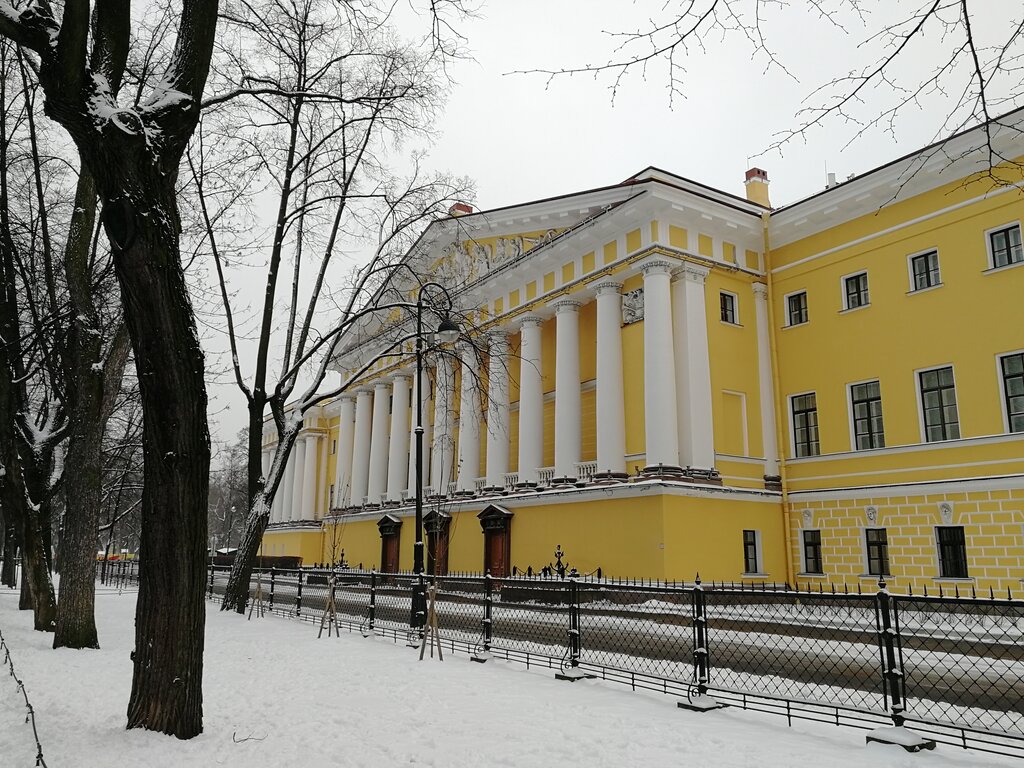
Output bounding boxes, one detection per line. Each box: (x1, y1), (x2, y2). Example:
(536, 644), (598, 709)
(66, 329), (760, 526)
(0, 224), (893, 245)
(0, 0), (219, 738)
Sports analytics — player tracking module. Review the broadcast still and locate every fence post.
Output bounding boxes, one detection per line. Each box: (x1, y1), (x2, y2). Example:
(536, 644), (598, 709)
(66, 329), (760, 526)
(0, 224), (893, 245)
(295, 569), (304, 617)
(269, 567), (276, 610)
(866, 578), (934, 751)
(556, 574), (585, 681)
(208, 563), (215, 599)
(473, 571), (493, 663)
(679, 575), (726, 711)
(362, 570), (377, 637)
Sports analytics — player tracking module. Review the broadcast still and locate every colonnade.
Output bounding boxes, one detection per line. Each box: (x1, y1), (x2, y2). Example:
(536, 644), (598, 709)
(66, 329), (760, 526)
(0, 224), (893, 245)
(266, 256), (780, 521)
(264, 427), (328, 524)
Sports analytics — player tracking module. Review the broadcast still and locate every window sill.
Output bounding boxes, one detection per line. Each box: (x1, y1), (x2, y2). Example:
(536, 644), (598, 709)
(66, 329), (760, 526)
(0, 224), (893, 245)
(741, 572), (771, 579)
(720, 320), (743, 328)
(781, 322), (807, 330)
(906, 283), (943, 296)
(983, 260), (1024, 275)
(797, 572), (827, 579)
(838, 303), (870, 315)
(858, 574), (892, 580)
(933, 577), (974, 583)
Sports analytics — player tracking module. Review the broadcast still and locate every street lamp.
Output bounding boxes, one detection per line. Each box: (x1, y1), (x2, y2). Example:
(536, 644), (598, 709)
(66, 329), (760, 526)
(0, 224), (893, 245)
(411, 282), (459, 630)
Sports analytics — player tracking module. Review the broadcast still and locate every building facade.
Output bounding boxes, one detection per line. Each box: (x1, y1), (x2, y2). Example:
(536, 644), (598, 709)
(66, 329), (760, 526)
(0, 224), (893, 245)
(262, 112), (1024, 595)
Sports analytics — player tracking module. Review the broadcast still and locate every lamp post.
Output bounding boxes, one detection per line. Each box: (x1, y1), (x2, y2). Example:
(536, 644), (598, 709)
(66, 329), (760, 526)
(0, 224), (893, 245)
(411, 282), (459, 630)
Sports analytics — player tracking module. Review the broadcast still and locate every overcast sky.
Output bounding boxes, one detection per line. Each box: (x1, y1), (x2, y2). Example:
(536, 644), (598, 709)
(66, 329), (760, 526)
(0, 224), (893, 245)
(204, 1), (1020, 449)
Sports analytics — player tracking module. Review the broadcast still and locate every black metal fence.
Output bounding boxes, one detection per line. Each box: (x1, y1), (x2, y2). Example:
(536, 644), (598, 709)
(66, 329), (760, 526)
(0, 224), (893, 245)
(208, 566), (1024, 759)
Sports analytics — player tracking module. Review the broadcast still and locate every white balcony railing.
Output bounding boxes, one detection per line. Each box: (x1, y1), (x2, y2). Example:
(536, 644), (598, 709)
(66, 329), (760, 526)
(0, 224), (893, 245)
(575, 461), (598, 483)
(503, 472), (519, 489)
(537, 467), (555, 487)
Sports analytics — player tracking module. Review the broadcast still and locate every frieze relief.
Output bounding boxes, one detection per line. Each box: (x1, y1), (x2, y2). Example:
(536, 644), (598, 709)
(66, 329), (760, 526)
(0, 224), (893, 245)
(622, 288), (644, 325)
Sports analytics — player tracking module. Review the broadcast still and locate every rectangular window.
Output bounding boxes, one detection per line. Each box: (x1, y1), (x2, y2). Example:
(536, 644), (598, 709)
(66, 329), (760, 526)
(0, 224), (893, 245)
(329, 484), (335, 508)
(1001, 353), (1024, 433)
(331, 439), (337, 455)
(910, 250), (941, 291)
(919, 367), (960, 442)
(802, 530), (823, 574)
(865, 528), (889, 576)
(850, 380), (885, 450)
(791, 392), (820, 457)
(742, 530), (759, 573)
(787, 291), (808, 326)
(844, 272), (869, 309)
(720, 292), (737, 324)
(936, 526), (968, 578)
(989, 224), (1023, 268)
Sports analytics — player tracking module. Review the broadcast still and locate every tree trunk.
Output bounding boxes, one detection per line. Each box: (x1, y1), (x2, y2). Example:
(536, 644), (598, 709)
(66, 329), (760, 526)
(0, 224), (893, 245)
(17, 509), (57, 630)
(220, 493), (270, 614)
(97, 172), (209, 739)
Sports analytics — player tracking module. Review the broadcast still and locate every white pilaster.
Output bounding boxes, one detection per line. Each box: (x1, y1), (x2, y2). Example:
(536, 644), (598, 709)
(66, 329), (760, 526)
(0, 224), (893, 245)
(456, 344), (482, 493)
(407, 367), (432, 497)
(674, 263), (718, 477)
(431, 356), (455, 495)
(594, 281), (627, 477)
(642, 260), (682, 473)
(553, 300), (582, 483)
(333, 395), (355, 508)
(753, 283), (781, 485)
(367, 381), (392, 505)
(289, 434), (306, 522)
(316, 429), (329, 518)
(301, 433), (318, 520)
(485, 332), (510, 490)
(386, 375), (411, 503)
(350, 388), (373, 506)
(517, 316), (544, 486)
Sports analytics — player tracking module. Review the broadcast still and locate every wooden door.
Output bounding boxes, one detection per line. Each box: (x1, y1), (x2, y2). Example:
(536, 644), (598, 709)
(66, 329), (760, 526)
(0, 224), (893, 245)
(381, 536), (400, 573)
(427, 530), (449, 577)
(484, 529), (508, 578)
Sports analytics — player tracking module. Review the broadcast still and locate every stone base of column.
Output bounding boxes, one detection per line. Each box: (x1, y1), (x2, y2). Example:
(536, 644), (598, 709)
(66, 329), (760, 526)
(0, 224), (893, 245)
(686, 467), (723, 486)
(551, 476), (578, 488)
(640, 463), (686, 478)
(763, 475), (783, 491)
(514, 481), (539, 492)
(481, 485), (507, 496)
(592, 471), (629, 484)
(452, 488), (476, 499)
(362, 502), (382, 511)
(382, 499), (402, 508)
(427, 493), (448, 502)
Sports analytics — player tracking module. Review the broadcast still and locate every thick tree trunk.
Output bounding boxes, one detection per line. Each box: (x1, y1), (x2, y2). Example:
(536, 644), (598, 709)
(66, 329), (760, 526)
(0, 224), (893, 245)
(98, 176), (209, 739)
(0, 520), (15, 588)
(220, 493), (270, 614)
(18, 510), (57, 630)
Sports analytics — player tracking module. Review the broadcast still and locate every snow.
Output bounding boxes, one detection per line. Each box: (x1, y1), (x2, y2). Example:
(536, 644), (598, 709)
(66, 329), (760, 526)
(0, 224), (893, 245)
(0, 586), (1014, 768)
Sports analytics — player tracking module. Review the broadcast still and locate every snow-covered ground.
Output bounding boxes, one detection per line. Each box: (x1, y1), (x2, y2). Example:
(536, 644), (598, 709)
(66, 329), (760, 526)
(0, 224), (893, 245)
(0, 585), (1016, 768)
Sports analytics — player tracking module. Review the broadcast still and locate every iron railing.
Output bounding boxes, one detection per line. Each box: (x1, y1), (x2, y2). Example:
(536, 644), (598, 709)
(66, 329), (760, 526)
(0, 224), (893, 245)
(207, 566), (1024, 759)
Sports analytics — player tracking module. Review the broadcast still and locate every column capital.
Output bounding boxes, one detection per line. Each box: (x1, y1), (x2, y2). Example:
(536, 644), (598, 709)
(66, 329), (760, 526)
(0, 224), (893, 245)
(593, 279), (623, 296)
(372, 380), (391, 391)
(639, 257), (676, 277)
(552, 299), (582, 314)
(390, 372), (411, 385)
(672, 262), (711, 285)
(518, 313), (543, 329)
(752, 281), (769, 299)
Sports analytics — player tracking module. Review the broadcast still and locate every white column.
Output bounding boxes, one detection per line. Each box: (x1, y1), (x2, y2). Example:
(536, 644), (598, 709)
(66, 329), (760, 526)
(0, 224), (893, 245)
(350, 388), (373, 505)
(456, 344), (482, 494)
(642, 260), (682, 473)
(553, 300), (582, 484)
(753, 283), (781, 486)
(275, 451), (291, 523)
(386, 374), (411, 503)
(594, 281), (627, 478)
(430, 356), (455, 495)
(367, 381), (391, 505)
(333, 395), (355, 508)
(407, 367), (432, 497)
(289, 434), (306, 522)
(316, 429), (329, 518)
(300, 433), (318, 520)
(517, 316), (544, 487)
(674, 263), (718, 479)
(485, 332), (510, 490)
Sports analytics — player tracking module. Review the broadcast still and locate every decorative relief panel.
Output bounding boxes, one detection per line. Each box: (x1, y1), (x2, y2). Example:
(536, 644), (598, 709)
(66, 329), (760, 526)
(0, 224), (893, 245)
(622, 288), (644, 325)
(865, 506), (878, 525)
(938, 502), (954, 525)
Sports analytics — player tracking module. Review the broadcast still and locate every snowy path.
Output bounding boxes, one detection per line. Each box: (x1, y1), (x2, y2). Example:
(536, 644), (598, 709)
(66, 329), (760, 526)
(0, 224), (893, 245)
(0, 586), (1015, 768)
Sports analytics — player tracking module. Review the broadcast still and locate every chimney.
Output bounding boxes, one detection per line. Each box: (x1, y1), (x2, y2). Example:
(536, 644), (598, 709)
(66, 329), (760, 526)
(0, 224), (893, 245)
(744, 167), (771, 208)
(826, 172), (838, 189)
(448, 202), (474, 217)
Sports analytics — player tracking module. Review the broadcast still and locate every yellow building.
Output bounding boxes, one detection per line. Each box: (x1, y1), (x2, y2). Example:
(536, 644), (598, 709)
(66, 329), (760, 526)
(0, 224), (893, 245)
(263, 110), (1024, 596)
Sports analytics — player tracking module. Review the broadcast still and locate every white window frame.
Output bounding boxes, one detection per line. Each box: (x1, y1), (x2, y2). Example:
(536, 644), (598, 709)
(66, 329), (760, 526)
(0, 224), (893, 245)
(984, 220), (1024, 271)
(914, 363), (960, 444)
(783, 289), (809, 328)
(800, 528), (824, 575)
(788, 391), (819, 458)
(840, 269), (870, 312)
(906, 248), (942, 293)
(719, 290), (740, 325)
(741, 529), (764, 575)
(997, 349), (1024, 434)
(846, 378), (884, 452)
